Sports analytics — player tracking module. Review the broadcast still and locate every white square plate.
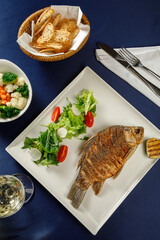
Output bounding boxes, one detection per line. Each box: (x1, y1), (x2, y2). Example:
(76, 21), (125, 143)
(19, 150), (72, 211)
(6, 67), (160, 235)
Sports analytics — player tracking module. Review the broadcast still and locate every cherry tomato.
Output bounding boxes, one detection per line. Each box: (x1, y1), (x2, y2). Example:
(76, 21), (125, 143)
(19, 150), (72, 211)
(52, 106), (60, 122)
(57, 145), (68, 162)
(85, 111), (94, 128)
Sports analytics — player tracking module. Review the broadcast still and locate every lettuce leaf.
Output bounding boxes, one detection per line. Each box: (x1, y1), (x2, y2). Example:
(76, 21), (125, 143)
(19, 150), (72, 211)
(75, 89), (98, 115)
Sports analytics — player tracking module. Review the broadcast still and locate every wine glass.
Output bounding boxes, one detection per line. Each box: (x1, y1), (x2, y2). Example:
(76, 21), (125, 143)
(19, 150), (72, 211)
(0, 173), (34, 218)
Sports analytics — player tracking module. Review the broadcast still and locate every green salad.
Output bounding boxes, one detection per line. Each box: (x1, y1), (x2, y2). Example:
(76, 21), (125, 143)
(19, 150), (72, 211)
(22, 89), (98, 166)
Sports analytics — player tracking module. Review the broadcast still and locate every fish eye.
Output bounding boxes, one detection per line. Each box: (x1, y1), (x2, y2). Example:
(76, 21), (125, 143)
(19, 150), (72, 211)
(135, 129), (140, 134)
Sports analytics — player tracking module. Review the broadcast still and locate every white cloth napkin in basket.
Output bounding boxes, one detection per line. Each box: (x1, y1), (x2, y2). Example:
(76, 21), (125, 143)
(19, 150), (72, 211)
(96, 46), (160, 107)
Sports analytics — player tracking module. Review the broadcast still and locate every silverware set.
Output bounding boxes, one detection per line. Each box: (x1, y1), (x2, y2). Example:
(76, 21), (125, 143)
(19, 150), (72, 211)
(97, 42), (160, 99)
(118, 47), (160, 81)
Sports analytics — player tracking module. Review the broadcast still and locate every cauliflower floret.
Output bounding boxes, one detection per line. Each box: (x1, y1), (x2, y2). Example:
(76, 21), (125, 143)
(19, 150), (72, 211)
(16, 77), (25, 87)
(17, 97), (27, 110)
(11, 92), (22, 98)
(6, 101), (12, 107)
(0, 73), (3, 87)
(4, 84), (18, 93)
(8, 96), (27, 110)
(10, 98), (18, 108)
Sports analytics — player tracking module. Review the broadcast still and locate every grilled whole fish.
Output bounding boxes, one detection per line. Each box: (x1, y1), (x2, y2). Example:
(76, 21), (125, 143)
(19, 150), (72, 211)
(67, 125), (144, 209)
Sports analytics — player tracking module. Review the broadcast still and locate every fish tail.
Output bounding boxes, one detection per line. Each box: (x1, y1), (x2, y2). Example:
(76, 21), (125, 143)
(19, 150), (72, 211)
(67, 177), (87, 209)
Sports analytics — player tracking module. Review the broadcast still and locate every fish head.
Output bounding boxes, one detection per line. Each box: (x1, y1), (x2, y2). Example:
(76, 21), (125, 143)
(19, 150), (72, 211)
(124, 126), (144, 146)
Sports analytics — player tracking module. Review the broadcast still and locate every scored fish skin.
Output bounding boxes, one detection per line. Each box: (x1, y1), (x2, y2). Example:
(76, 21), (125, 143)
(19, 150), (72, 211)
(67, 125), (144, 209)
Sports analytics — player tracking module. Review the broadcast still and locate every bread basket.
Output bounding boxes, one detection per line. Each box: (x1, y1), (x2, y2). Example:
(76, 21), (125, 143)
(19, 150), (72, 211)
(17, 7), (90, 62)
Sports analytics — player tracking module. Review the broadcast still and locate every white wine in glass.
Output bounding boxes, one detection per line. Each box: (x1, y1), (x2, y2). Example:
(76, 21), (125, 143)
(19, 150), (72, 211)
(0, 174), (34, 218)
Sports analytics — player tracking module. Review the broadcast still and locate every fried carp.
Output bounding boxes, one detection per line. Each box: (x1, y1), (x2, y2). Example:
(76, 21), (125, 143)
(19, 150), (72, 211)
(67, 125), (144, 209)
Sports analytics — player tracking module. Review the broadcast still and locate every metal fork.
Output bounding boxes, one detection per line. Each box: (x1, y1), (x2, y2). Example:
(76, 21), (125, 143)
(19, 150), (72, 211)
(118, 47), (160, 81)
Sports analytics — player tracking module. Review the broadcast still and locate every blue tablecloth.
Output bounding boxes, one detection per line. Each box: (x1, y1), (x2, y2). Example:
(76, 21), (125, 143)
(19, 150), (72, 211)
(0, 0), (160, 239)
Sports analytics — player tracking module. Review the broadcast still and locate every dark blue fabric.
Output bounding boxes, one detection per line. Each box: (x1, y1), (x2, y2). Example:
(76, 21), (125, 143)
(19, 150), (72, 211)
(0, 0), (160, 239)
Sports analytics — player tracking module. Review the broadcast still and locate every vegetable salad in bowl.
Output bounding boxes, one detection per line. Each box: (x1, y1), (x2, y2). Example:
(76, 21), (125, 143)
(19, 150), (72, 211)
(0, 59), (32, 122)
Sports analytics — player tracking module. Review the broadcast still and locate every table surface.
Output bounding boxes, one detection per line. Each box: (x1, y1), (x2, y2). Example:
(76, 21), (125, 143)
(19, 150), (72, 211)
(0, 0), (160, 239)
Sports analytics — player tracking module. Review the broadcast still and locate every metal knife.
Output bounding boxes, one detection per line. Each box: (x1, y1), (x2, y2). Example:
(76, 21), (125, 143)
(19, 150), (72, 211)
(97, 42), (160, 99)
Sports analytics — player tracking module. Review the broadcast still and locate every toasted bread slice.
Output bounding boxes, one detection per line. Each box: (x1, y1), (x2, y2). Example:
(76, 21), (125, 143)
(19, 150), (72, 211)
(56, 18), (69, 30)
(37, 22), (54, 44)
(61, 40), (72, 52)
(29, 33), (43, 49)
(34, 7), (54, 33)
(146, 138), (160, 159)
(53, 29), (71, 43)
(56, 18), (77, 31)
(66, 19), (77, 32)
(52, 13), (61, 27)
(71, 26), (80, 38)
(39, 47), (61, 53)
(34, 16), (51, 36)
(40, 42), (63, 53)
(41, 39), (72, 53)
(29, 41), (41, 49)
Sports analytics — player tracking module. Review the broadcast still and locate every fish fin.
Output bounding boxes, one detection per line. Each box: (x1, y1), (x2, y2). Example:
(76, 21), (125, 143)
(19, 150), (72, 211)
(79, 134), (96, 155)
(77, 158), (82, 169)
(84, 134), (96, 145)
(77, 135), (96, 170)
(124, 147), (137, 161)
(67, 178), (87, 209)
(113, 165), (124, 179)
(92, 181), (104, 195)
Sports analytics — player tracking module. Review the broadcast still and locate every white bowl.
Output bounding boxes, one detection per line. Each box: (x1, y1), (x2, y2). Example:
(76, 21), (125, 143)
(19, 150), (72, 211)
(0, 59), (32, 123)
